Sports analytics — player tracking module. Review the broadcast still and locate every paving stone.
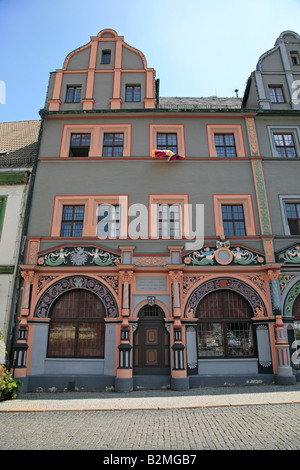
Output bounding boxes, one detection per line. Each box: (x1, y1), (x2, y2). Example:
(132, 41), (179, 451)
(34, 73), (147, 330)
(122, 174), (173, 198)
(0, 404), (299, 451)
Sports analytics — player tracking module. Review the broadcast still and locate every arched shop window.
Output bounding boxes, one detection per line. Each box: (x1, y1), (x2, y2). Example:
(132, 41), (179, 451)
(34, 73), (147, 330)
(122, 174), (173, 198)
(293, 294), (300, 345)
(292, 293), (300, 319)
(196, 290), (256, 358)
(47, 290), (106, 358)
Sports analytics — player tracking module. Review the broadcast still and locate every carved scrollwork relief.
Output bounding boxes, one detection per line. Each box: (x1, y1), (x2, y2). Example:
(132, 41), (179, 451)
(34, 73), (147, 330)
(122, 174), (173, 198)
(34, 276), (118, 318)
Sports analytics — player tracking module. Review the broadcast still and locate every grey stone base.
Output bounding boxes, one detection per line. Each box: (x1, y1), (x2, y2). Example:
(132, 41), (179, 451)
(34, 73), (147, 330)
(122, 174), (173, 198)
(275, 374), (297, 385)
(133, 375), (171, 390)
(189, 374), (275, 388)
(18, 375), (115, 393)
(114, 377), (133, 393)
(171, 376), (190, 391)
(17, 372), (298, 393)
(275, 366), (297, 385)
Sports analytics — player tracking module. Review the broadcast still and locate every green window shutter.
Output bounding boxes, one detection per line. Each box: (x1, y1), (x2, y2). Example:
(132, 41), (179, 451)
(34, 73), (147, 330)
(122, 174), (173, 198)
(0, 196), (8, 236)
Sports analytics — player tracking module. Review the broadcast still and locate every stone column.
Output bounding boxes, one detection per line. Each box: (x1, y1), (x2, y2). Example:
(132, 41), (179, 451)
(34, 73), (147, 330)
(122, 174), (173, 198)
(274, 314), (296, 384)
(13, 271), (35, 375)
(169, 271), (189, 391)
(267, 269), (296, 384)
(82, 38), (97, 110)
(110, 38), (123, 109)
(115, 270), (133, 392)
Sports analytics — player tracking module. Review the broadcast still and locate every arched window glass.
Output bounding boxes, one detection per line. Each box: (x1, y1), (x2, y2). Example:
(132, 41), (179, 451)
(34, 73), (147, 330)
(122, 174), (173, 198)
(292, 293), (300, 320)
(47, 290), (106, 358)
(196, 290), (255, 358)
(293, 294), (300, 354)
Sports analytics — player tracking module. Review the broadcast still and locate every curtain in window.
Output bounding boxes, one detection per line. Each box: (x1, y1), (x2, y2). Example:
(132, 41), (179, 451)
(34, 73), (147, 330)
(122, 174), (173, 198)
(47, 290), (106, 358)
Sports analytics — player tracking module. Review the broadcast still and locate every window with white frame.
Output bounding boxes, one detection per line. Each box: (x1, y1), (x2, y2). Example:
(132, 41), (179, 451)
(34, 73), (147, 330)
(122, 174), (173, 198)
(285, 202), (300, 235)
(268, 127), (300, 158)
(279, 196), (300, 235)
(274, 133), (297, 158)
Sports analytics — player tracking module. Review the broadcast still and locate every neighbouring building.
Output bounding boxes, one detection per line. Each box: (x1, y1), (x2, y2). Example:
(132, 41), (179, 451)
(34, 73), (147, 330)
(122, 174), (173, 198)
(13, 29), (300, 392)
(0, 120), (40, 365)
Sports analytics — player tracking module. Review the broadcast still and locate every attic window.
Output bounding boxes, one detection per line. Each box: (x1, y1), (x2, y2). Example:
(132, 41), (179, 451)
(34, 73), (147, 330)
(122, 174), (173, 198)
(269, 86), (285, 103)
(290, 51), (300, 66)
(125, 85), (141, 102)
(101, 50), (111, 64)
(0, 150), (8, 157)
(66, 86), (81, 103)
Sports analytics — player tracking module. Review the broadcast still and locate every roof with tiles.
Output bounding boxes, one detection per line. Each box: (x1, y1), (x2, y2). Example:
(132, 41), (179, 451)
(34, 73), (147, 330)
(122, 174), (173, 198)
(158, 96), (242, 110)
(0, 120), (40, 167)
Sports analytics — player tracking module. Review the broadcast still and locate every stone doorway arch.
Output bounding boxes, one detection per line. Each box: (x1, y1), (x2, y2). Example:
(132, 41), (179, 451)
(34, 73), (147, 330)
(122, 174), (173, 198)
(133, 304), (170, 375)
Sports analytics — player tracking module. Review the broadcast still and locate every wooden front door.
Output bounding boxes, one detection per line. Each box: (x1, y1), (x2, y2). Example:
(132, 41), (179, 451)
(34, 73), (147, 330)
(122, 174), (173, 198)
(133, 305), (170, 375)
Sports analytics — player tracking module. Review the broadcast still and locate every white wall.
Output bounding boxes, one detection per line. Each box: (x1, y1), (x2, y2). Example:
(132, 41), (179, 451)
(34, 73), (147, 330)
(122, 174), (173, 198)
(0, 181), (29, 342)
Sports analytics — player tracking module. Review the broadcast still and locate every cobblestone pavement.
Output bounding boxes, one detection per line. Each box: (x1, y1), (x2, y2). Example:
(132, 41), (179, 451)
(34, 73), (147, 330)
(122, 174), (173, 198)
(1, 403), (299, 451)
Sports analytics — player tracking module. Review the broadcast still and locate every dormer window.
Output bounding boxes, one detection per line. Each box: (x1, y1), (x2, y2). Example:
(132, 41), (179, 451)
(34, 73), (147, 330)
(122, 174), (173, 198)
(290, 51), (300, 66)
(101, 50), (111, 64)
(269, 86), (285, 103)
(66, 86), (81, 103)
(125, 85), (141, 102)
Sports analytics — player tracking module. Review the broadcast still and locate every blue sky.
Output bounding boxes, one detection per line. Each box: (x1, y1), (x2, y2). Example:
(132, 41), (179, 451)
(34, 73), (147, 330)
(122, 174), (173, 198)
(1, 0), (300, 123)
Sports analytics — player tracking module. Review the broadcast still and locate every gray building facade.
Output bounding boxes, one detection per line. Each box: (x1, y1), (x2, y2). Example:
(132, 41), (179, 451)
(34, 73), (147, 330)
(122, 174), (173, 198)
(13, 29), (300, 392)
